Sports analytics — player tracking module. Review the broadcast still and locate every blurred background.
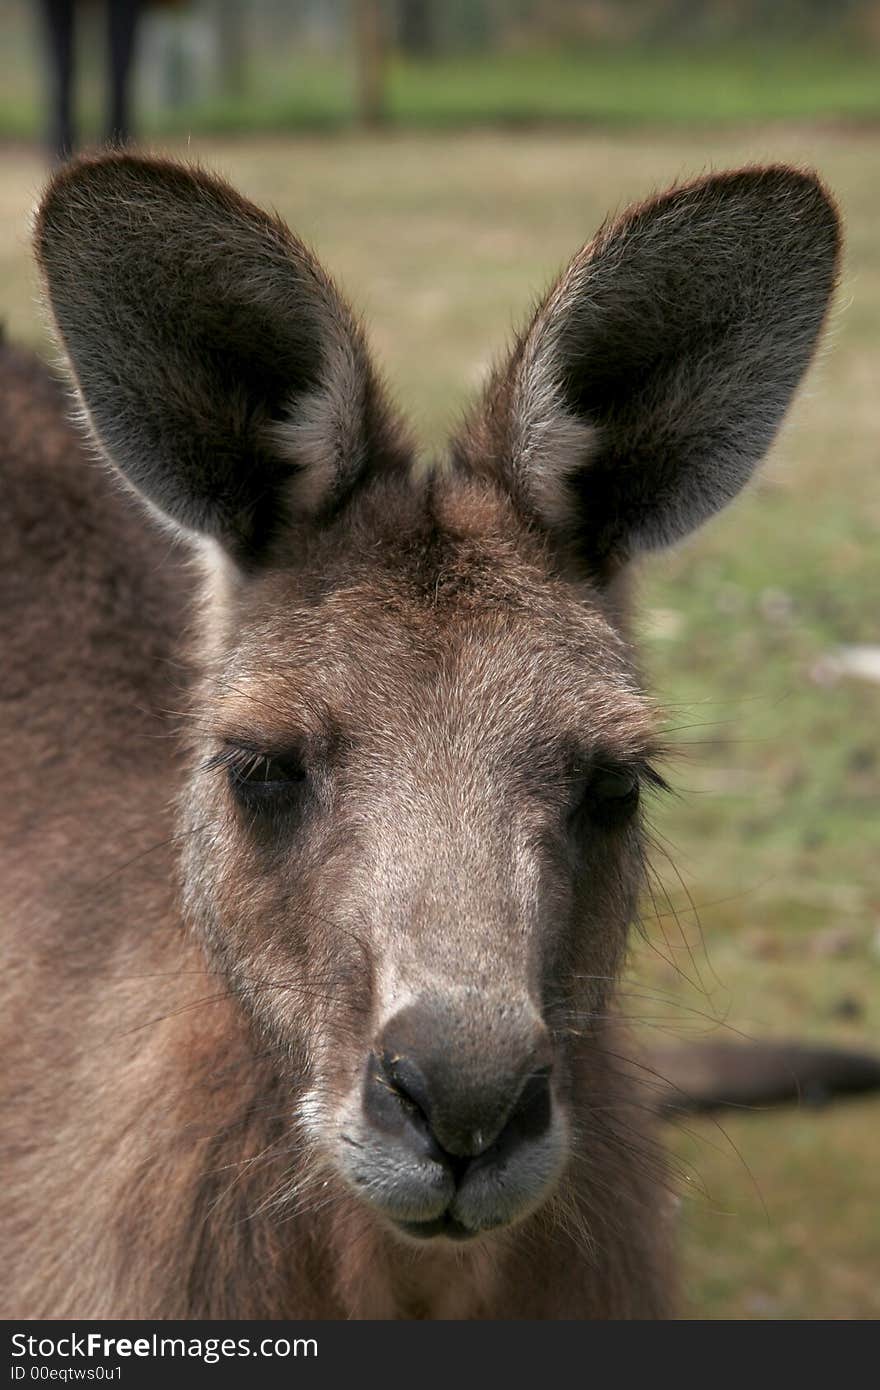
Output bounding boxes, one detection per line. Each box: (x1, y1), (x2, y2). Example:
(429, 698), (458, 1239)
(2, 0), (878, 1319)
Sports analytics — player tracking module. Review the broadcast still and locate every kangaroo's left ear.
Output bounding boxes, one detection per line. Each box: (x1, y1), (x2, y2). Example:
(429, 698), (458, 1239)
(452, 166), (841, 577)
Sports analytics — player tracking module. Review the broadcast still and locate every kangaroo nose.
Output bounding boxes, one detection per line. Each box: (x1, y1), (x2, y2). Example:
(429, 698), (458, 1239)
(363, 1000), (553, 1165)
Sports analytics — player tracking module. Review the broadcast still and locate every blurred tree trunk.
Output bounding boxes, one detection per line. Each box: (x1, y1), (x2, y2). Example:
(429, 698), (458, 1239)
(353, 0), (386, 126)
(161, 18), (189, 109)
(215, 0), (247, 99)
(397, 0), (435, 56)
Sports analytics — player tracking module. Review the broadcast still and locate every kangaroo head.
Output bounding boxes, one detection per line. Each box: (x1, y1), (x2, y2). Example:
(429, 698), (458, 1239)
(35, 155), (839, 1241)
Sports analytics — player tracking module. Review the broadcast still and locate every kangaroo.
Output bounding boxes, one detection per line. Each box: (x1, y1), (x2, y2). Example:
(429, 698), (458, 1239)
(0, 154), (843, 1319)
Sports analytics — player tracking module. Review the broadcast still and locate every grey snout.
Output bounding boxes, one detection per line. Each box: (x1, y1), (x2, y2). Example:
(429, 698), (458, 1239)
(350, 997), (563, 1238)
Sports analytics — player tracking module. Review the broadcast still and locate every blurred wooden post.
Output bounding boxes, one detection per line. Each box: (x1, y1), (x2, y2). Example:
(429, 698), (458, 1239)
(353, 0), (386, 127)
(398, 0), (435, 57)
(215, 0), (247, 100)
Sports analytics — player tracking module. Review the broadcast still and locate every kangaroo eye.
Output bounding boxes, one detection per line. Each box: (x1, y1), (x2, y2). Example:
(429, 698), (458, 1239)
(570, 763), (641, 830)
(209, 745), (307, 811)
(591, 768), (639, 802)
(234, 752), (304, 791)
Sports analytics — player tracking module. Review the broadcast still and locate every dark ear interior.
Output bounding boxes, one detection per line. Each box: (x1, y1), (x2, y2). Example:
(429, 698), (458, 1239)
(35, 153), (404, 563)
(453, 166), (841, 576)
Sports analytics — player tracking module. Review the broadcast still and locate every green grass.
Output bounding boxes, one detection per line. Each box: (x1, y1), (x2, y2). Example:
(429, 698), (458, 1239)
(386, 47), (880, 127)
(2, 126), (878, 1317)
(6, 43), (880, 141)
(148, 47), (880, 134)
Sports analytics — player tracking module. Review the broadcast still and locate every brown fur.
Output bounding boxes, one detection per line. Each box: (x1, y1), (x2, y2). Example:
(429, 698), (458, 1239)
(0, 156), (841, 1319)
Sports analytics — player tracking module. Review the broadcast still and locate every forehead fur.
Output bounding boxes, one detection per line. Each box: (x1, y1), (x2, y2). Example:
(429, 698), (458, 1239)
(208, 472), (657, 762)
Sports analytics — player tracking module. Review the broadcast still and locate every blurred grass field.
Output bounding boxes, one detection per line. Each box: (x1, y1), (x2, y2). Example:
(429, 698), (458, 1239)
(6, 36), (880, 137)
(1, 123), (878, 1318)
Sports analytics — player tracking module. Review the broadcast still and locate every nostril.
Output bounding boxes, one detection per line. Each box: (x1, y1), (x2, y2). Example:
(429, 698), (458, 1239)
(375, 1054), (477, 1182)
(381, 1052), (434, 1130)
(365, 999), (556, 1166)
(361, 1051), (445, 1164)
(504, 1065), (553, 1145)
(467, 1066), (553, 1171)
(362, 1039), (554, 1172)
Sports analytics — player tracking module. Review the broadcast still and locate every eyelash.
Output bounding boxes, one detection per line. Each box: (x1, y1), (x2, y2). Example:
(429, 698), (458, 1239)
(637, 763), (671, 796)
(205, 744), (307, 806)
(570, 760), (669, 827)
(203, 745), (669, 827)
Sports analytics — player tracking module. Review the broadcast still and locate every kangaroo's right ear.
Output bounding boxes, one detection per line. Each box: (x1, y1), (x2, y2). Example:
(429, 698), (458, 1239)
(35, 153), (408, 564)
